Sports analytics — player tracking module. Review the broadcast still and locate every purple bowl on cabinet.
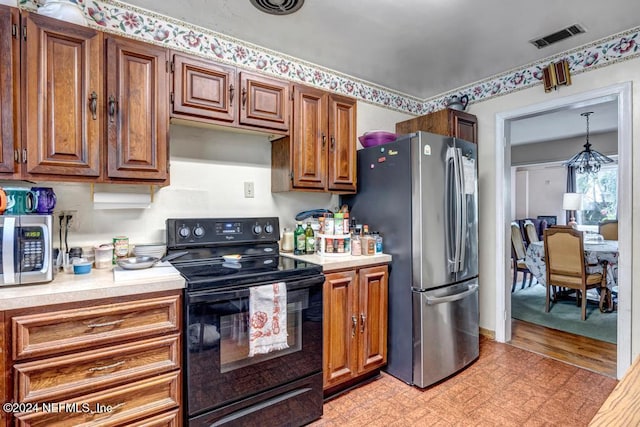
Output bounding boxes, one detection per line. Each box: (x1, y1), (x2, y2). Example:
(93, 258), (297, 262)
(358, 131), (398, 148)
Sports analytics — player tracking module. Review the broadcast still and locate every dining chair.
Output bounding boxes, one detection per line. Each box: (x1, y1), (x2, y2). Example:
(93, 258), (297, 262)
(523, 221), (540, 246)
(598, 220), (618, 241)
(543, 227), (609, 320)
(510, 223), (533, 292)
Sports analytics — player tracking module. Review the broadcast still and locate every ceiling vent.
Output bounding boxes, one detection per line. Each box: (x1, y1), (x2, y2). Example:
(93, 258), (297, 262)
(250, 0), (305, 15)
(529, 24), (586, 49)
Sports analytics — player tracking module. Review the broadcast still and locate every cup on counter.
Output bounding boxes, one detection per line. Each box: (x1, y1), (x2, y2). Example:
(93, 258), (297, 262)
(94, 244), (114, 269)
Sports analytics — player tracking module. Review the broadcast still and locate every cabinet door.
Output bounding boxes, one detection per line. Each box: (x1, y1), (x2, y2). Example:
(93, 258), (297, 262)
(105, 35), (169, 182)
(323, 270), (357, 389)
(239, 71), (289, 131)
(357, 265), (388, 374)
(327, 94), (356, 192)
(291, 84), (326, 190)
(0, 6), (18, 175)
(449, 109), (478, 143)
(23, 12), (101, 178)
(171, 53), (236, 123)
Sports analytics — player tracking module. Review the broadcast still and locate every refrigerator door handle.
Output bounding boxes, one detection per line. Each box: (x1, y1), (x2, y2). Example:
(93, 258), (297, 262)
(454, 147), (467, 270)
(445, 147), (456, 272)
(425, 284), (478, 305)
(450, 147), (463, 272)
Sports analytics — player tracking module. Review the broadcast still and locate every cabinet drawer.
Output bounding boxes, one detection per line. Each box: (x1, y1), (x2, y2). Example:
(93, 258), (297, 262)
(127, 408), (180, 427)
(12, 294), (180, 360)
(14, 371), (180, 427)
(15, 334), (180, 403)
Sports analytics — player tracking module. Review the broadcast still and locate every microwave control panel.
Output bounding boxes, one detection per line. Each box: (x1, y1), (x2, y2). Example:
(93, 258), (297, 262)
(20, 226), (45, 271)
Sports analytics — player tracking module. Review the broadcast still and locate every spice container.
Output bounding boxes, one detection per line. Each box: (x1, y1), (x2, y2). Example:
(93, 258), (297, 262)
(113, 236), (129, 264)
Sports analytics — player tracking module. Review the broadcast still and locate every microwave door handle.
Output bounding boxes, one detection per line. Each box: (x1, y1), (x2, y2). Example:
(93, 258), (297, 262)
(2, 217), (16, 284)
(41, 224), (51, 274)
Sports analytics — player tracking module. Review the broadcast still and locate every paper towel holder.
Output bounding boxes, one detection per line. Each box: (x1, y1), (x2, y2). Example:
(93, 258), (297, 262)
(90, 184), (156, 210)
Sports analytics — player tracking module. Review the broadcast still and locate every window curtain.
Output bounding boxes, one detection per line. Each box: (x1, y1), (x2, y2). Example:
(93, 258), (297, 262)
(566, 166), (576, 224)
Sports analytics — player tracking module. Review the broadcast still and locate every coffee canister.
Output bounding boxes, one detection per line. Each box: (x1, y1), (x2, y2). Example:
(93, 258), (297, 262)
(113, 236), (129, 264)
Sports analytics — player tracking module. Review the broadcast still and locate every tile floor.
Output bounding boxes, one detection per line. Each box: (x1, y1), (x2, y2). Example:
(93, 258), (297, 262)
(310, 336), (618, 426)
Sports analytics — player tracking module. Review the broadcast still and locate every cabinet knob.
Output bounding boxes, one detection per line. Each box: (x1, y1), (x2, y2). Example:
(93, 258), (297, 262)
(241, 87), (247, 110)
(330, 135), (336, 151)
(230, 84), (235, 106)
(322, 132), (326, 148)
(360, 313), (366, 333)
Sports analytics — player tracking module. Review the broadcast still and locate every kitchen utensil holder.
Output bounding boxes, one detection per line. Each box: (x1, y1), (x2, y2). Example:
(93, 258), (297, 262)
(317, 233), (351, 257)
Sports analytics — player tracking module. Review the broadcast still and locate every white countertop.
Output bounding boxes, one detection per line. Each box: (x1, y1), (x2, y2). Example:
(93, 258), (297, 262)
(281, 252), (391, 272)
(0, 264), (185, 311)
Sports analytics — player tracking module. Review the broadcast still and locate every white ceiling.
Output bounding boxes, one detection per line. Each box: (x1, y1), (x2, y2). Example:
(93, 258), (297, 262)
(123, 0), (631, 143)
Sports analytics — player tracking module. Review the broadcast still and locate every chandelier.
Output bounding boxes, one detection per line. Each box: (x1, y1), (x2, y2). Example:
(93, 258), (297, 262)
(564, 111), (614, 174)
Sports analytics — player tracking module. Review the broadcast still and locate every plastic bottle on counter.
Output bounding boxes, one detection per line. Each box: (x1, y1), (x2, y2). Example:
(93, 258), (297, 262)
(305, 222), (315, 255)
(362, 225), (375, 256)
(351, 232), (362, 256)
(294, 222), (306, 255)
(373, 231), (383, 254)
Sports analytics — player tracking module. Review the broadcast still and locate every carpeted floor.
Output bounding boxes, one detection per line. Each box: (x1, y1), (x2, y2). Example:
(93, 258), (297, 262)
(511, 283), (617, 344)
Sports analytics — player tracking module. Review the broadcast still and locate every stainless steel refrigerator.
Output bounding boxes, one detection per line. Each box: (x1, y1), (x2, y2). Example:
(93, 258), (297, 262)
(342, 131), (479, 388)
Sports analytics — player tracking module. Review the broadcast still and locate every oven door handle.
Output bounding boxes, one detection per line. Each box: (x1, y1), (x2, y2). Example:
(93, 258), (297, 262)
(187, 274), (325, 304)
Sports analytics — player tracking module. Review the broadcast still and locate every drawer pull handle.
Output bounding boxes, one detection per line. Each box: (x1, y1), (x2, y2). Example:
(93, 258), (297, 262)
(91, 402), (125, 416)
(360, 313), (366, 333)
(88, 360), (125, 372)
(86, 319), (124, 329)
(351, 315), (357, 337)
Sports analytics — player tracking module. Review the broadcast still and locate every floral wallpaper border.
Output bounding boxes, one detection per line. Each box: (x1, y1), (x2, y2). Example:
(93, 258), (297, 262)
(19, 0), (640, 116)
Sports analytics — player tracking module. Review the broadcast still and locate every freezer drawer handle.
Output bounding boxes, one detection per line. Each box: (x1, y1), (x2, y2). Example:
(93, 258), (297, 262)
(425, 284), (478, 305)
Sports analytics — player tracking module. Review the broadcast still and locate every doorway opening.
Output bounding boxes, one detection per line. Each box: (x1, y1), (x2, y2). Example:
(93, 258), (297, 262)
(494, 82), (632, 379)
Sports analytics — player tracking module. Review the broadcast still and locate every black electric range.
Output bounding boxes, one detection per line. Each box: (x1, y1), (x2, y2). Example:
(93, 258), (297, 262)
(166, 217), (325, 427)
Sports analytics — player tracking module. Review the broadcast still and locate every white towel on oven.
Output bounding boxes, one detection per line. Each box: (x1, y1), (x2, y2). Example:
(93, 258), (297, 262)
(249, 282), (288, 356)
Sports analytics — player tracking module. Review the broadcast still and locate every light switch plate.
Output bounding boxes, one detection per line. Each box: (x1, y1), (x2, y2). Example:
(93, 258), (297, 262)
(244, 181), (255, 198)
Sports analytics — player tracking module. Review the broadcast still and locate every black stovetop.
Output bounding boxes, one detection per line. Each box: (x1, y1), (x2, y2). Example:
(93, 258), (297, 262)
(172, 254), (322, 292)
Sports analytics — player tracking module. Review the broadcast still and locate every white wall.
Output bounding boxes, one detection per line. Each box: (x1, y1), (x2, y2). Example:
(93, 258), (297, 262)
(2, 101), (411, 252)
(471, 55), (639, 356)
(512, 163), (567, 224)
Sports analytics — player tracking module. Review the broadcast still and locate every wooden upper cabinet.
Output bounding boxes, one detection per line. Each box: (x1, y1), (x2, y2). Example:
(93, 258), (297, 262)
(172, 53), (236, 123)
(0, 6), (18, 176)
(22, 12), (101, 178)
(395, 108), (478, 144)
(272, 84), (356, 193)
(170, 52), (289, 133)
(292, 85), (326, 190)
(239, 71), (289, 131)
(105, 35), (169, 182)
(327, 94), (356, 192)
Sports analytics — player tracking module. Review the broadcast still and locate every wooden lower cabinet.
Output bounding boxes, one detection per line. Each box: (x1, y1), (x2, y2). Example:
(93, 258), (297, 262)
(323, 265), (388, 391)
(1, 290), (182, 427)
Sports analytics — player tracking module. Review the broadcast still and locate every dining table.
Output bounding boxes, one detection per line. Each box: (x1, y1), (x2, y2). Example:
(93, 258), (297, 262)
(524, 240), (619, 291)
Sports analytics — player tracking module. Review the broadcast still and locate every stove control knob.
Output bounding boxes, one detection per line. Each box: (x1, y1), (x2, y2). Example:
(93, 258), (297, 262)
(253, 224), (262, 235)
(178, 226), (190, 238)
(194, 225), (205, 238)
(264, 224), (274, 234)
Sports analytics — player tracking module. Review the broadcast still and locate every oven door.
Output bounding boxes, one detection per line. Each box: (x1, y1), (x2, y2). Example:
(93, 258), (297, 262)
(185, 274), (324, 417)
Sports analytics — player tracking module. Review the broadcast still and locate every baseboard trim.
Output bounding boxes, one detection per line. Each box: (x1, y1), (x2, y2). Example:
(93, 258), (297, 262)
(480, 327), (495, 340)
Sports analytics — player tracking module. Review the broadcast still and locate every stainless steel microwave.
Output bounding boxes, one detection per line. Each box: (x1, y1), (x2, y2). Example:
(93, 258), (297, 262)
(0, 215), (53, 286)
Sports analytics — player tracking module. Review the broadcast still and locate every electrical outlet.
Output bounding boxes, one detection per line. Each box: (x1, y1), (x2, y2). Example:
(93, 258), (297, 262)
(64, 210), (79, 231)
(244, 181), (255, 198)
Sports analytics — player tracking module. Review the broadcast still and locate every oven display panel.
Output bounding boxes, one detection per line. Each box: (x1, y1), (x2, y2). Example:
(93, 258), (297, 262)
(215, 222), (242, 235)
